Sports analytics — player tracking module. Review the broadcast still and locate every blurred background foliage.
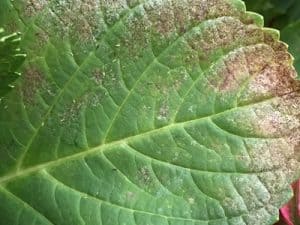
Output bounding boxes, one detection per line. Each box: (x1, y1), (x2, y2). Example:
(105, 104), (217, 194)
(244, 0), (300, 76)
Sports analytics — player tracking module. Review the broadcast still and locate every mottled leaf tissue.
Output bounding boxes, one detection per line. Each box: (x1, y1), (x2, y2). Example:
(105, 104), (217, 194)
(0, 1), (300, 225)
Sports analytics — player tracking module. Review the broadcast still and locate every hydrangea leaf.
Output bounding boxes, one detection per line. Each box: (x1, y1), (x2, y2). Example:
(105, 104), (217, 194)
(0, 28), (25, 98)
(0, 1), (300, 225)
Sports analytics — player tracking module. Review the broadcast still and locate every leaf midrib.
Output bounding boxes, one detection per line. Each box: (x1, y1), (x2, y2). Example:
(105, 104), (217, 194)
(0, 94), (288, 186)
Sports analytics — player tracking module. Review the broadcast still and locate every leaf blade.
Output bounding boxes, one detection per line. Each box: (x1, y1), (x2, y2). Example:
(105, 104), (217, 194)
(0, 1), (300, 225)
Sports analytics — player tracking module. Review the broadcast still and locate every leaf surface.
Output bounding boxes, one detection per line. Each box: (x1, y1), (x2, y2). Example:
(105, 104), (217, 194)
(0, 1), (300, 225)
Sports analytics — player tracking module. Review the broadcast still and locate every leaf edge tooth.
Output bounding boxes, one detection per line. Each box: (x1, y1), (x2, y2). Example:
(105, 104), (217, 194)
(244, 11), (264, 27)
(263, 28), (280, 41)
(230, 0), (247, 12)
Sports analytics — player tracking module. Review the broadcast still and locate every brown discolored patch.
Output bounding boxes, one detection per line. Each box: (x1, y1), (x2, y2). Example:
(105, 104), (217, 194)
(122, 11), (151, 57)
(145, 1), (175, 36)
(135, 0), (241, 38)
(266, 65), (298, 96)
(91, 68), (105, 85)
(22, 67), (44, 104)
(204, 0), (241, 19)
(124, 0), (248, 58)
(59, 90), (103, 124)
(186, 17), (265, 69)
(208, 44), (274, 92)
(78, 0), (103, 40)
(91, 65), (118, 88)
(34, 30), (49, 48)
(74, 18), (94, 42)
(156, 0), (242, 35)
(59, 99), (84, 124)
(244, 47), (272, 75)
(185, 0), (208, 22)
(218, 50), (248, 92)
(24, 0), (48, 17)
(101, 0), (128, 25)
(239, 45), (300, 105)
(263, 31), (289, 52)
(244, 26), (264, 41)
(172, 2), (189, 35)
(80, 0), (99, 14)
(43, 0), (103, 42)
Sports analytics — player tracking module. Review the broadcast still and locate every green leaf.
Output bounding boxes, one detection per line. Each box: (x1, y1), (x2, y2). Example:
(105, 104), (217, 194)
(242, 0), (300, 29)
(0, 28), (25, 98)
(242, 0), (294, 27)
(0, 1), (300, 225)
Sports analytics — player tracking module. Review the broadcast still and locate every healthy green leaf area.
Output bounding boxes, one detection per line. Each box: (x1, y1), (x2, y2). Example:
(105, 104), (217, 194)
(0, 1), (300, 225)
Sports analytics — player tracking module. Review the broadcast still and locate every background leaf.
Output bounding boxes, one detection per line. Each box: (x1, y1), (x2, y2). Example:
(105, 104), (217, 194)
(281, 22), (300, 79)
(0, 28), (25, 98)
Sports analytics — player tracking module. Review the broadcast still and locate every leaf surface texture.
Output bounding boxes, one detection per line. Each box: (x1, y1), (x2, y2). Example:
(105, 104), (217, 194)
(0, 1), (300, 225)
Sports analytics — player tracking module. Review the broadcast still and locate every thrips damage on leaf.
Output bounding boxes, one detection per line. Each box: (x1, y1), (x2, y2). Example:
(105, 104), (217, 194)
(0, 1), (300, 225)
